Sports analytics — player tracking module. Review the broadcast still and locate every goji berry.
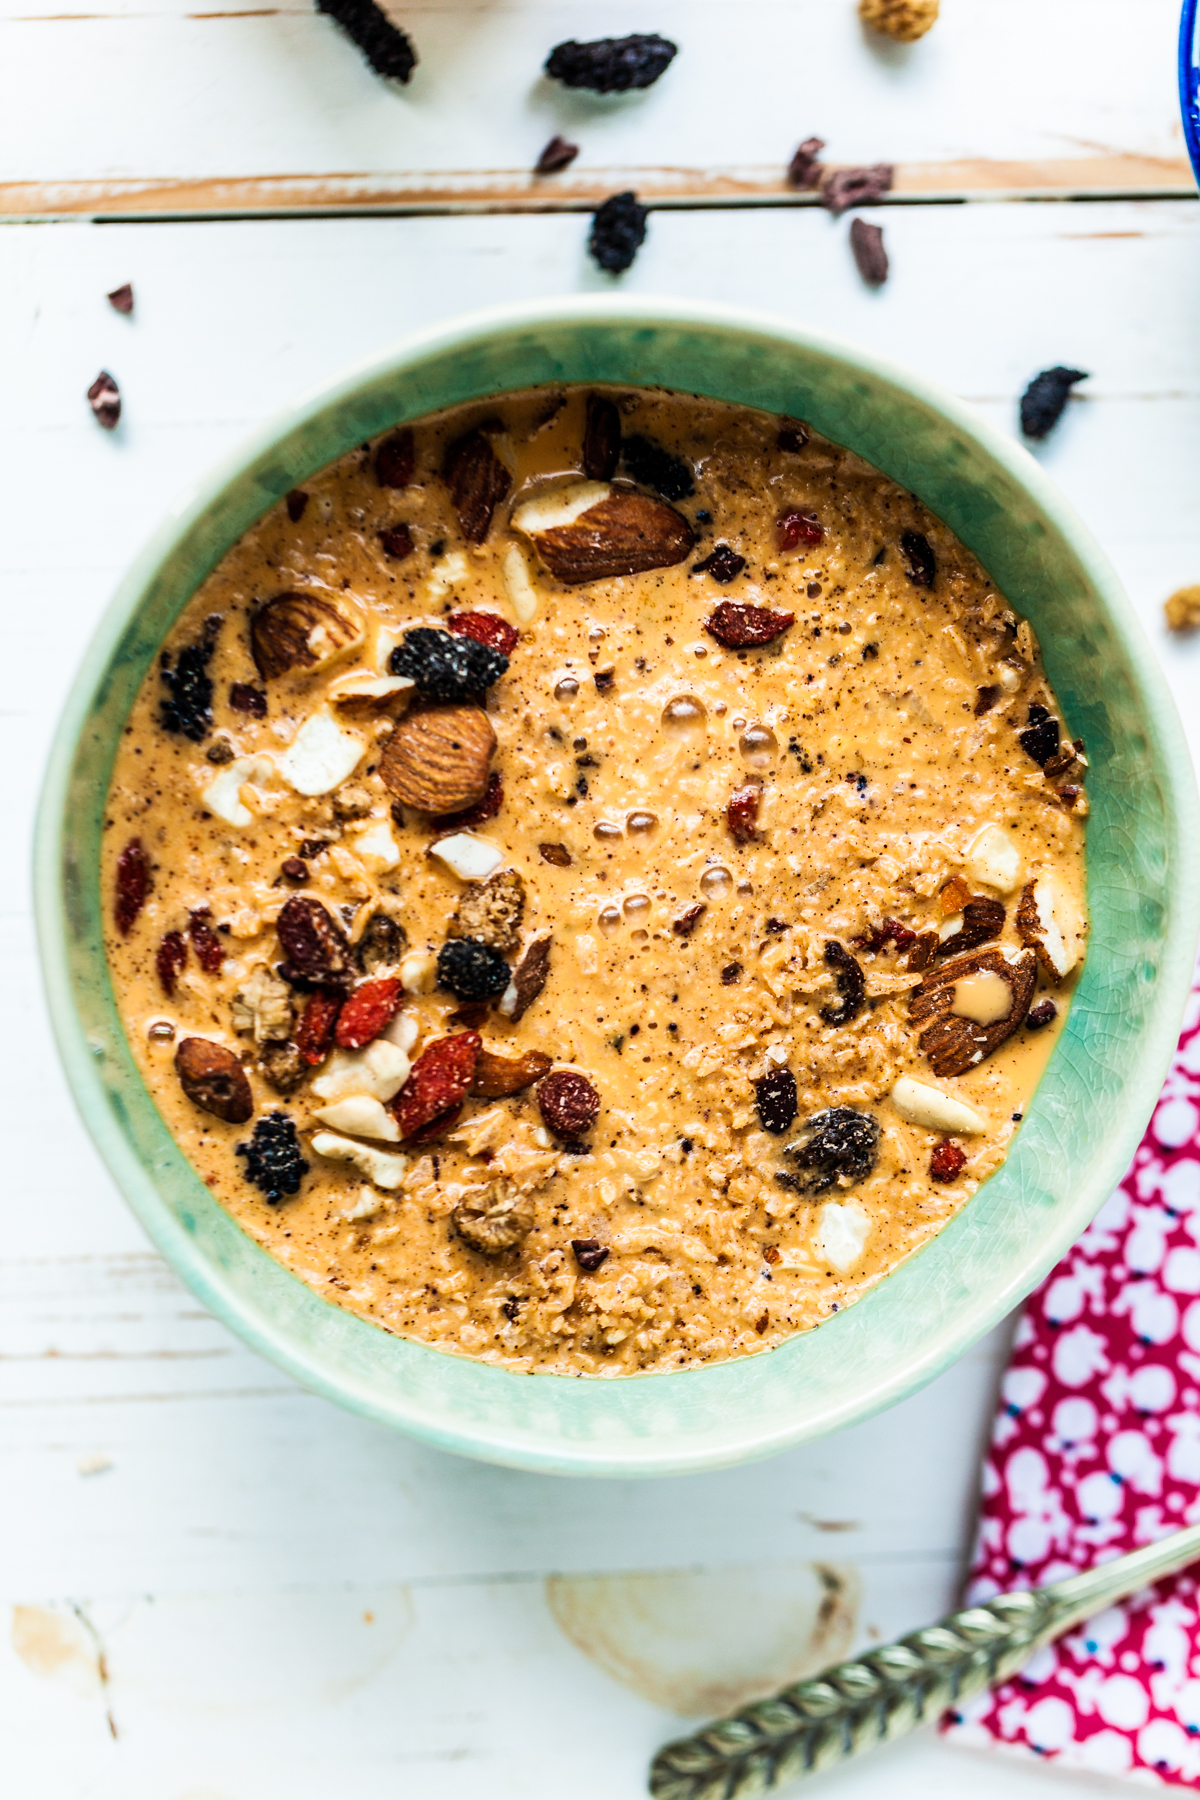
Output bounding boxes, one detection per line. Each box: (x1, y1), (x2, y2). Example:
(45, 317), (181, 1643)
(188, 907), (225, 974)
(115, 838), (151, 935)
(393, 1032), (481, 1139)
(777, 509), (823, 552)
(448, 611), (519, 658)
(930, 1139), (967, 1182)
(335, 977), (402, 1050)
(295, 990), (342, 1066)
(155, 930), (188, 995)
(727, 785), (760, 844)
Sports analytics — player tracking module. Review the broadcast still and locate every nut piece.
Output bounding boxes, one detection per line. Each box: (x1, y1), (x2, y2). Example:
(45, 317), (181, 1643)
(231, 965), (295, 1045)
(1165, 586), (1200, 633)
(276, 895), (353, 983)
(453, 1179), (535, 1254)
(250, 593), (362, 681)
(890, 1076), (987, 1136)
(909, 946), (1038, 1077)
(859, 0), (939, 41)
(258, 1041), (307, 1094)
(526, 490), (695, 585)
(175, 1037), (254, 1123)
(937, 896), (1006, 959)
(472, 1046), (553, 1098)
(499, 935), (552, 1022)
(379, 704), (496, 813)
(442, 429), (512, 543)
(357, 910), (408, 975)
(537, 1068), (600, 1138)
(1016, 873), (1086, 982)
(963, 824), (1022, 895)
(583, 394), (622, 481)
(448, 869), (526, 953)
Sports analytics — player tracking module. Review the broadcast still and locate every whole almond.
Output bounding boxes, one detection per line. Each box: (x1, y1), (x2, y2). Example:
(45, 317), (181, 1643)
(379, 704), (496, 813)
(532, 491), (695, 585)
(472, 1046), (553, 1098)
(175, 1036), (254, 1123)
(251, 592), (362, 680)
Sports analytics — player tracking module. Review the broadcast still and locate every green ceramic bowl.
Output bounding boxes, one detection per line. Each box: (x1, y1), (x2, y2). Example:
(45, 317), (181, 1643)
(36, 296), (1200, 1477)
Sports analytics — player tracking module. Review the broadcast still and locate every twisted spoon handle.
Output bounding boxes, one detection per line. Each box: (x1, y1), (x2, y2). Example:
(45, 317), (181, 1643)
(649, 1521), (1200, 1800)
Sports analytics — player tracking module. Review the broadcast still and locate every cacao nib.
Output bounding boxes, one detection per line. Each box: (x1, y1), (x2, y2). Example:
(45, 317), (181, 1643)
(285, 489), (309, 522)
(705, 602), (794, 648)
(379, 522), (414, 561)
(783, 1107), (880, 1194)
(539, 842), (572, 867)
(693, 544), (746, 583)
(589, 192), (648, 275)
(315, 0), (417, 81)
(849, 217), (888, 286)
(1020, 367), (1088, 441)
(899, 530), (936, 588)
(777, 421), (809, 452)
(821, 164), (894, 215)
(229, 681), (267, 717)
(442, 429), (511, 542)
(236, 1112), (308, 1202)
(107, 283), (134, 314)
(583, 393), (622, 480)
(720, 961), (742, 985)
(87, 371), (120, 429)
(375, 427), (415, 488)
(159, 619), (218, 741)
(787, 137), (825, 190)
(819, 940), (866, 1026)
(622, 432), (694, 501)
(974, 684), (999, 716)
(756, 1068), (798, 1135)
(536, 135), (580, 175)
(114, 838), (151, 935)
(571, 1238), (610, 1272)
(672, 904), (707, 938)
(1019, 702), (1061, 767)
(545, 33), (677, 92)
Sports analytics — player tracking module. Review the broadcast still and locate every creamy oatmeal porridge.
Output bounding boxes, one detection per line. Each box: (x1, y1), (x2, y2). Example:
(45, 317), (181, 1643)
(102, 386), (1088, 1375)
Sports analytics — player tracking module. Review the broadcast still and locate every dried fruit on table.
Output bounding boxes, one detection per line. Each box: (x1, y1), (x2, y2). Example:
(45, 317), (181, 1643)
(315, 0), (417, 81)
(937, 896), (1005, 958)
(929, 1138), (966, 1182)
(115, 838), (151, 935)
(545, 33), (677, 92)
(780, 1107), (881, 1195)
(899, 530), (936, 588)
(454, 1180), (534, 1254)
(437, 938), (511, 1003)
(356, 911), (407, 975)
(705, 602), (794, 648)
(379, 703), (496, 813)
(236, 1111), (309, 1201)
(1165, 586), (1200, 633)
(859, 0), (939, 41)
(1018, 702), (1061, 767)
(849, 218), (889, 286)
(693, 544), (746, 583)
(448, 611), (519, 659)
(777, 510), (823, 552)
(537, 1069), (600, 1138)
(622, 433), (694, 502)
(499, 935), (552, 1021)
(727, 785), (761, 844)
(583, 394), (622, 481)
(379, 523), (414, 561)
(335, 977), (402, 1050)
(188, 907), (225, 973)
(107, 283), (134, 314)
(250, 592), (361, 680)
(155, 930), (188, 996)
(448, 868), (526, 953)
(589, 192), (648, 276)
(393, 1031), (481, 1139)
(389, 627), (508, 701)
(572, 1238), (610, 1272)
(295, 990), (342, 1065)
(820, 941), (866, 1026)
(87, 371), (121, 429)
(231, 965), (295, 1045)
(673, 903), (707, 938)
(175, 1036), (254, 1123)
(374, 427), (414, 488)
(441, 429), (511, 542)
(160, 618), (218, 741)
(756, 1068), (798, 1135)
(229, 681), (267, 716)
(787, 137), (825, 190)
(276, 894), (353, 983)
(821, 164), (894, 215)
(535, 136), (580, 175)
(472, 1046), (553, 1098)
(1019, 367), (1088, 440)
(527, 490), (694, 584)
(909, 946), (1038, 1076)
(433, 770), (504, 832)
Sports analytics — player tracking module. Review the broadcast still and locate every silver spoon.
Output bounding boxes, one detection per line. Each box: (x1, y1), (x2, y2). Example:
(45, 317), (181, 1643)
(650, 1519), (1200, 1798)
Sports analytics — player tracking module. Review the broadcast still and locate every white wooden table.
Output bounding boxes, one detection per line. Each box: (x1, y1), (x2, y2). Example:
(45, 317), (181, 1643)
(4, 6), (1200, 1796)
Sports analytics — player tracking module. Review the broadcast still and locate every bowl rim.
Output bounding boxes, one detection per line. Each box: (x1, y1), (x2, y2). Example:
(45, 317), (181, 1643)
(35, 293), (1200, 1476)
(1180, 0), (1200, 191)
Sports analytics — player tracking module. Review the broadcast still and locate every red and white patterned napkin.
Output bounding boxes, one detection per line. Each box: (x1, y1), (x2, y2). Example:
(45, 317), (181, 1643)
(942, 963), (1200, 1784)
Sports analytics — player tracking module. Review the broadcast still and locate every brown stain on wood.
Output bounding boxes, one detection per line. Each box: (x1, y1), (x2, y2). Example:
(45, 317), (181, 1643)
(0, 155), (1193, 219)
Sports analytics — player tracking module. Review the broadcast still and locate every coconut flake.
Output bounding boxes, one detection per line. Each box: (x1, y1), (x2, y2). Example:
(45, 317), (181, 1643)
(312, 1095), (402, 1141)
(201, 754), (274, 828)
(964, 823), (1022, 894)
(890, 1076), (988, 1135)
(343, 1187), (388, 1222)
(511, 480), (610, 536)
(310, 1132), (408, 1189)
(425, 550), (470, 604)
(328, 672), (414, 706)
(350, 819), (401, 870)
(311, 1038), (410, 1104)
(428, 832), (505, 881)
(382, 1008), (421, 1051)
(813, 1200), (871, 1274)
(502, 543), (540, 624)
(277, 711), (364, 796)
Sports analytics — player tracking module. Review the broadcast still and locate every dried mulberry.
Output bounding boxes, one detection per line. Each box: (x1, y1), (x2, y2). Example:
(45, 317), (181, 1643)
(755, 1068), (798, 1135)
(389, 627), (508, 701)
(160, 618), (218, 741)
(315, 0), (416, 81)
(589, 192), (648, 276)
(1019, 367), (1088, 441)
(545, 33), (676, 93)
(782, 1108), (881, 1195)
(235, 1112), (309, 1202)
(437, 938), (510, 1003)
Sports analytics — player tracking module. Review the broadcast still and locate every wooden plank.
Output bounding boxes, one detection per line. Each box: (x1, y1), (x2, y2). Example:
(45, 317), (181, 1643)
(0, 0), (1192, 217)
